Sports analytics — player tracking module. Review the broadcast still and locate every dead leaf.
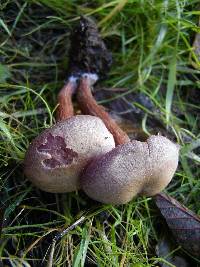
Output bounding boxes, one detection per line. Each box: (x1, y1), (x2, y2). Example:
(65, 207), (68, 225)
(94, 87), (157, 124)
(155, 193), (200, 258)
(93, 87), (177, 141)
(109, 113), (148, 141)
(94, 87), (159, 136)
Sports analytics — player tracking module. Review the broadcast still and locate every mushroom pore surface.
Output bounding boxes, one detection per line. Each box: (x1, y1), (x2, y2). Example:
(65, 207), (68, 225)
(24, 115), (115, 193)
(81, 135), (179, 204)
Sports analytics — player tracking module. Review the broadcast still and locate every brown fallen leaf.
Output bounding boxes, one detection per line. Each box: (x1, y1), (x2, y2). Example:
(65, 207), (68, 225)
(93, 87), (178, 141)
(155, 193), (200, 258)
(109, 113), (148, 141)
(94, 87), (157, 124)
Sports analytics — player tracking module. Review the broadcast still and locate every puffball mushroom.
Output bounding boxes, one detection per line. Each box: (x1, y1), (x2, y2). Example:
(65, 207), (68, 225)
(24, 115), (115, 193)
(81, 135), (179, 205)
(24, 15), (117, 193)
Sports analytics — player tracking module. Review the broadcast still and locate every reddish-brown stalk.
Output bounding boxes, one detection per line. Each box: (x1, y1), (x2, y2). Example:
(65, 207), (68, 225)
(77, 76), (130, 146)
(57, 80), (76, 121)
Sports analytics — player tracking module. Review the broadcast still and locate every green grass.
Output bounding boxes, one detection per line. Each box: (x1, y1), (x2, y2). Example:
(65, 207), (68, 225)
(0, 0), (200, 266)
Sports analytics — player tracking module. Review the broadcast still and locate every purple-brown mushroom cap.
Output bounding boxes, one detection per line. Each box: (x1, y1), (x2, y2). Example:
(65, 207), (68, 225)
(81, 135), (179, 204)
(24, 115), (115, 193)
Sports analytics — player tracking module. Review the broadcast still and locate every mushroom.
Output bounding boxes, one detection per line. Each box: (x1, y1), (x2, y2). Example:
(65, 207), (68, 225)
(24, 79), (115, 193)
(77, 76), (179, 204)
(80, 135), (179, 204)
(24, 16), (118, 193)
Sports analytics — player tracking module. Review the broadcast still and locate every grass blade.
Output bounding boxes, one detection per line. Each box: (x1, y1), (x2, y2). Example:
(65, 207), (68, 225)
(165, 55), (177, 125)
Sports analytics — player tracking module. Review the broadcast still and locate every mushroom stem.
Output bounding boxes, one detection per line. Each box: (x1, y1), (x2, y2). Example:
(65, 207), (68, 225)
(57, 79), (77, 121)
(77, 76), (130, 145)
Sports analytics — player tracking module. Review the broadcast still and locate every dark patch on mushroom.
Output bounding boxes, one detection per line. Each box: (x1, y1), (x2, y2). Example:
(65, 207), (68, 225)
(37, 133), (78, 168)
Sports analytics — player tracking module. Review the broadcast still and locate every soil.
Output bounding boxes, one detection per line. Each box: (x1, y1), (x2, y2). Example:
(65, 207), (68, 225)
(68, 16), (112, 79)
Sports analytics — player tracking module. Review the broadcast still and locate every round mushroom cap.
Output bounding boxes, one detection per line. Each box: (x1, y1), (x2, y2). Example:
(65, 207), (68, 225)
(24, 115), (115, 193)
(140, 135), (180, 196)
(81, 135), (179, 204)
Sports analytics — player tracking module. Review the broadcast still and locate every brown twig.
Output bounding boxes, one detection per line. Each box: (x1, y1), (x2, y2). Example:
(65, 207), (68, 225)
(77, 76), (130, 146)
(46, 216), (85, 267)
(57, 80), (76, 121)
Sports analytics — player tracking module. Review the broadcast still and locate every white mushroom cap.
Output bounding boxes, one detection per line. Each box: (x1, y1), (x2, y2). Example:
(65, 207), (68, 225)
(24, 115), (115, 193)
(81, 135), (179, 204)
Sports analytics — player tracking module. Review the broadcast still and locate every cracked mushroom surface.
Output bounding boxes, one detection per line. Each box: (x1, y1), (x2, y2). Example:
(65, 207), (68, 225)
(81, 135), (179, 204)
(24, 115), (115, 193)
